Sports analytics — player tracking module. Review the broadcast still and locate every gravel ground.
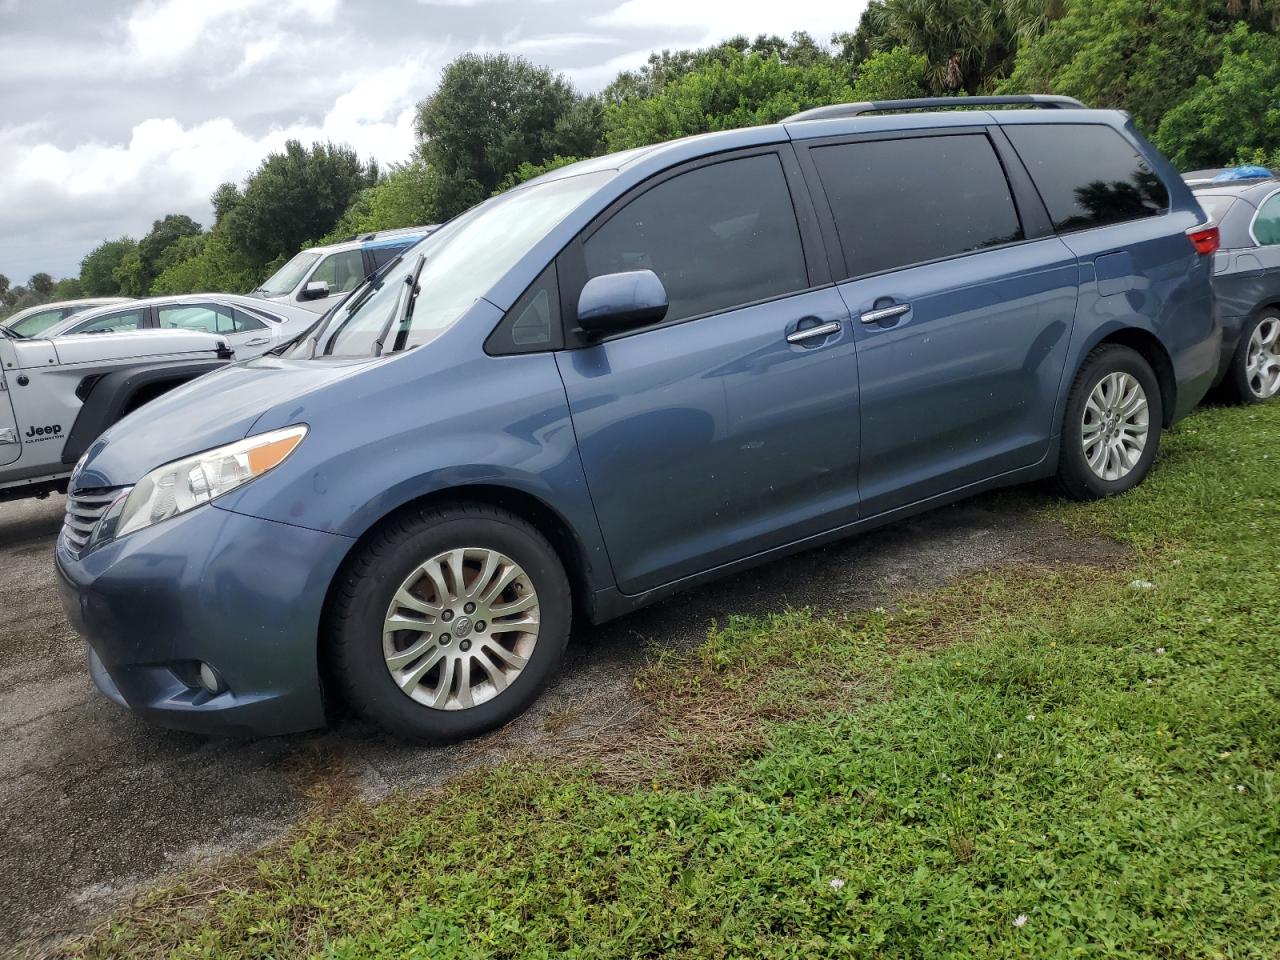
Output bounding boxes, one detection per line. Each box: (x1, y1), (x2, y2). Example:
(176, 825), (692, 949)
(0, 491), (1123, 956)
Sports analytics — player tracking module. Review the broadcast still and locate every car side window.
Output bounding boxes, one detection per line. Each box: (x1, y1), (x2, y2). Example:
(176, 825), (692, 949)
(1253, 193), (1280, 246)
(368, 244), (410, 270)
(811, 133), (1024, 279)
(231, 309), (268, 332)
(486, 263), (561, 355)
(1004, 124), (1170, 233)
(158, 303), (236, 334)
(75, 308), (145, 334)
(311, 250), (366, 293)
(582, 153), (809, 325)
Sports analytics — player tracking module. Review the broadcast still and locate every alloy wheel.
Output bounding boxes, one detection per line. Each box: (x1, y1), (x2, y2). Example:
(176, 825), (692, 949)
(1246, 316), (1280, 399)
(382, 547), (540, 710)
(1082, 371), (1150, 482)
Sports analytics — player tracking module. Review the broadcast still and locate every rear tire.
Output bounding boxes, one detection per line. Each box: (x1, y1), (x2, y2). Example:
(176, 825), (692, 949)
(1056, 345), (1163, 502)
(328, 502), (570, 743)
(1222, 310), (1280, 405)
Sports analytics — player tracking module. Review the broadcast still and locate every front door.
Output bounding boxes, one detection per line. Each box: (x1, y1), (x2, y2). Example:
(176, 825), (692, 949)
(801, 130), (1079, 516)
(555, 150), (860, 595)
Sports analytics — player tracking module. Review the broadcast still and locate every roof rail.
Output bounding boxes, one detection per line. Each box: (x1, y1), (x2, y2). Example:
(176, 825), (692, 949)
(783, 95), (1087, 123)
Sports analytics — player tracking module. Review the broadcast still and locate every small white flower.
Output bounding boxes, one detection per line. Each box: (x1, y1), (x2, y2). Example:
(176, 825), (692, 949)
(942, 774), (952, 783)
(829, 878), (845, 891)
(1129, 579), (1156, 591)
(1145, 678), (1154, 685)
(1236, 784), (1246, 794)
(1014, 914), (1028, 928)
(1155, 647), (1166, 655)
(995, 752), (1004, 760)
(1026, 714), (1035, 721)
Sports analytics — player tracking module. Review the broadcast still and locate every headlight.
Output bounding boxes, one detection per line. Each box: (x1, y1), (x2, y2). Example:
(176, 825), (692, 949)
(93, 425), (308, 545)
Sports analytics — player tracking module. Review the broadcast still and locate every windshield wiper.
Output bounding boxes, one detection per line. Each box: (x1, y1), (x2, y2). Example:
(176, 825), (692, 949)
(373, 253), (425, 357)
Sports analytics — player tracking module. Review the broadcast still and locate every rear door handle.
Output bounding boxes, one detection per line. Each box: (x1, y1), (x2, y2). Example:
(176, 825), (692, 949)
(860, 303), (910, 324)
(786, 321), (843, 344)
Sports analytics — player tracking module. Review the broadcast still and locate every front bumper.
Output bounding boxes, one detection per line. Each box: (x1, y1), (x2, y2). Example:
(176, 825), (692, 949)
(56, 502), (354, 736)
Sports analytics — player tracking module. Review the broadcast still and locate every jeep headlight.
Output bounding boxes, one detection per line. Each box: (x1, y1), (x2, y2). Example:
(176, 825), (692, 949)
(103, 426), (307, 542)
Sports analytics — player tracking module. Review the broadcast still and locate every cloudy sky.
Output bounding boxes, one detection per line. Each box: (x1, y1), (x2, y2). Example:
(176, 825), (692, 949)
(0, 0), (867, 284)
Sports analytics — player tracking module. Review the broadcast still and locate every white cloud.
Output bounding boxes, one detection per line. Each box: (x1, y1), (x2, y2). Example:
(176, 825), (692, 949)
(591, 0), (863, 46)
(124, 0), (339, 65)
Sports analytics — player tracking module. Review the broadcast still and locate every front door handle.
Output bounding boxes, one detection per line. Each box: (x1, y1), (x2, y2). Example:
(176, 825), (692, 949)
(244, 338), (270, 346)
(786, 321), (843, 344)
(860, 303), (910, 324)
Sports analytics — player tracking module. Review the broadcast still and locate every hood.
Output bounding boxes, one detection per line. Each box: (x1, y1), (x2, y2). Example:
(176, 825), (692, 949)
(74, 354), (372, 490)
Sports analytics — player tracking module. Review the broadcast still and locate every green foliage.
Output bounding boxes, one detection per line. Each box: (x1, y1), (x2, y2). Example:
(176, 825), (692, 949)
(849, 46), (930, 101)
(494, 155), (585, 193)
(27, 272), (54, 297)
(321, 161), (440, 242)
(604, 48), (856, 151)
(1154, 24), (1280, 169)
(1003, 0), (1244, 135)
(51, 277), (83, 300)
(415, 54), (602, 220)
(149, 229), (259, 296)
(221, 140), (376, 267)
(78, 237), (138, 296)
(841, 0), (1061, 94)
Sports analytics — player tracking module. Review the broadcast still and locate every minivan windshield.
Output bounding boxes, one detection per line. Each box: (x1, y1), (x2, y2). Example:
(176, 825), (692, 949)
(256, 251), (321, 297)
(299, 170), (611, 358)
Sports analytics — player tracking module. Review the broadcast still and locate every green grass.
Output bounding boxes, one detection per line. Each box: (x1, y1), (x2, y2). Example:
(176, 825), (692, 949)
(72, 402), (1280, 959)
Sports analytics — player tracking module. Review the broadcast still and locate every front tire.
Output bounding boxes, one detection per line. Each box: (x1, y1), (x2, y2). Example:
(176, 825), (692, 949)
(1223, 310), (1280, 404)
(328, 503), (571, 743)
(1056, 345), (1163, 502)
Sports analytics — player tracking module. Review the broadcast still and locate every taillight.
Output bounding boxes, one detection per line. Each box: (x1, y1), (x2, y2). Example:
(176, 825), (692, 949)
(1186, 223), (1220, 256)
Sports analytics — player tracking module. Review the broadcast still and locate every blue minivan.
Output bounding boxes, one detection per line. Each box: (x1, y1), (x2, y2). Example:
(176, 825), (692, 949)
(56, 96), (1221, 741)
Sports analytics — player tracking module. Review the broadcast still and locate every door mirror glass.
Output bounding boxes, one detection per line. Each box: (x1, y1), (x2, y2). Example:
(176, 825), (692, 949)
(299, 280), (331, 301)
(577, 270), (668, 335)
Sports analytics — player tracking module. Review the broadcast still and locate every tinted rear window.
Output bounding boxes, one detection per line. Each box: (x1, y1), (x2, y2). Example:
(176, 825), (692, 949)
(811, 133), (1024, 279)
(1005, 124), (1169, 232)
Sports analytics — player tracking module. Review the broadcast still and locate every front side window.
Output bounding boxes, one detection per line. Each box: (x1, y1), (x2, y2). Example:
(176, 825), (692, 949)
(158, 303), (235, 334)
(812, 133), (1024, 279)
(311, 250), (366, 294)
(308, 170), (613, 358)
(583, 153), (809, 325)
(1005, 124), (1169, 233)
(75, 308), (145, 334)
(1252, 193), (1280, 245)
(255, 252), (320, 297)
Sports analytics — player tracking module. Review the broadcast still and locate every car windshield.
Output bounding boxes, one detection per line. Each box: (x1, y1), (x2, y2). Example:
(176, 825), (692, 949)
(255, 251), (321, 296)
(6, 308), (70, 337)
(301, 171), (611, 359)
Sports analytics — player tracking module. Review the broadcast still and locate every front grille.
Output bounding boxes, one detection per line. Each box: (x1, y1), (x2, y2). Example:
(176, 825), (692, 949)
(62, 487), (124, 556)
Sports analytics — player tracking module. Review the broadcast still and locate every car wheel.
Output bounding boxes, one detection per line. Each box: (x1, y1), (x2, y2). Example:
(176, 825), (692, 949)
(1224, 310), (1280, 404)
(1056, 345), (1163, 502)
(329, 502), (570, 742)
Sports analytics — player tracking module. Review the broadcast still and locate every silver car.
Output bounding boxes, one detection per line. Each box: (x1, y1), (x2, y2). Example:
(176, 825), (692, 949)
(248, 226), (436, 314)
(40, 293), (319, 359)
(1, 298), (132, 338)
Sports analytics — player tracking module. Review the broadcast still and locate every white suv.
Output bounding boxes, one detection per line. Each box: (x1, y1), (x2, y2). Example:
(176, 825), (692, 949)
(248, 226), (436, 314)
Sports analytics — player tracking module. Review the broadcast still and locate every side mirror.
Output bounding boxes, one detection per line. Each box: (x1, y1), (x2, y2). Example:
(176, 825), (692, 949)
(299, 280), (331, 302)
(577, 270), (668, 336)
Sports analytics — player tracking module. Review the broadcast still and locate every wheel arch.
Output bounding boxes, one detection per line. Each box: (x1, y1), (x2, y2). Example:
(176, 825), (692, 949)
(1074, 326), (1178, 429)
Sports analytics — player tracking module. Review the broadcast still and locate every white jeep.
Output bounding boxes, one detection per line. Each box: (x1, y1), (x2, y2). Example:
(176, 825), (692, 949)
(0, 326), (231, 501)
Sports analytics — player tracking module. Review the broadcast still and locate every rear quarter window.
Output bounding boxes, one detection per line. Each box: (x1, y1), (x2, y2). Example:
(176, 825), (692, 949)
(1004, 124), (1169, 233)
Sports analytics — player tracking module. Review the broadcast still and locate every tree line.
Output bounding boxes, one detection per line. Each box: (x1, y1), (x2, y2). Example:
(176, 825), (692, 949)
(5, 0), (1278, 318)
